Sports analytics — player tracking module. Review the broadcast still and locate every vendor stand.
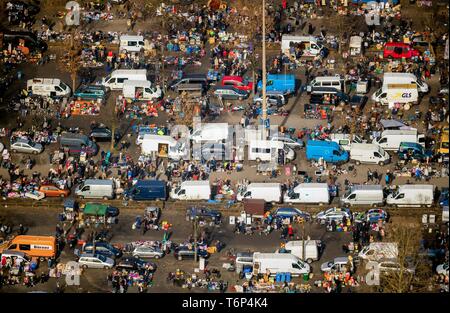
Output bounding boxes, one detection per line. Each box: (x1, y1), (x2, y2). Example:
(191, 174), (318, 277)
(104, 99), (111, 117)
(70, 99), (101, 116)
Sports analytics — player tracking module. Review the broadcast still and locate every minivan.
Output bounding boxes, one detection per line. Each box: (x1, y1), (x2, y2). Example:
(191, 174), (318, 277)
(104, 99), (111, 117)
(60, 133), (98, 156)
(168, 74), (208, 91)
(75, 179), (115, 200)
(82, 242), (122, 259)
(119, 35), (145, 52)
(307, 75), (344, 93)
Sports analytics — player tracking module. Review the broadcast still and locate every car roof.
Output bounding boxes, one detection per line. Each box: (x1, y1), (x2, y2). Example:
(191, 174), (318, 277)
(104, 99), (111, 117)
(334, 257), (349, 263)
(214, 85), (246, 92)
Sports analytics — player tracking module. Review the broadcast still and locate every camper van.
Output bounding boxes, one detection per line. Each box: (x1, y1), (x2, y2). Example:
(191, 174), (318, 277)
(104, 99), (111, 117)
(307, 75), (345, 93)
(277, 240), (321, 264)
(372, 129), (425, 151)
(0, 235), (56, 260)
(386, 184), (434, 207)
(236, 183), (282, 203)
(248, 140), (295, 162)
(341, 185), (384, 206)
(349, 143), (390, 165)
(123, 80), (162, 100)
(358, 243), (398, 262)
(75, 179), (115, 200)
(26, 78), (71, 98)
(382, 72), (429, 94)
(281, 35), (324, 57)
(102, 69), (147, 90)
(252, 252), (310, 277)
(119, 35), (145, 52)
(284, 183), (330, 204)
(190, 123), (230, 143)
(170, 181), (211, 200)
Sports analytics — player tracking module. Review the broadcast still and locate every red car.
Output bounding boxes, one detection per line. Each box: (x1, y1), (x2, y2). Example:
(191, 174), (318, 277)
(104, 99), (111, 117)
(220, 76), (253, 93)
(383, 42), (420, 59)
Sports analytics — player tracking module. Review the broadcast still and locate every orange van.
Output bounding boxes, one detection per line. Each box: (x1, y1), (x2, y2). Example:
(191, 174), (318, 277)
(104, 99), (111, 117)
(0, 235), (56, 260)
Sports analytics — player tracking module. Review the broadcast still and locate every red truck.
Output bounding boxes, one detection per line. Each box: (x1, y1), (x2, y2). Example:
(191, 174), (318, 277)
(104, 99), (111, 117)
(383, 42), (420, 59)
(220, 76), (253, 93)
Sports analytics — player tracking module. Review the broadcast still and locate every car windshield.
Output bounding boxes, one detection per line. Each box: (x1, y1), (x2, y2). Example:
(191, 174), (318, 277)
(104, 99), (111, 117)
(283, 146), (290, 153)
(59, 82), (67, 90)
(97, 255), (107, 262)
(375, 88), (383, 97)
(344, 190), (352, 198)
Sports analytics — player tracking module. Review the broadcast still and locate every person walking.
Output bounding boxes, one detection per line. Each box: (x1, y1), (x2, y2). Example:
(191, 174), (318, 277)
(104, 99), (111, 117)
(367, 169), (373, 182)
(385, 170), (391, 185)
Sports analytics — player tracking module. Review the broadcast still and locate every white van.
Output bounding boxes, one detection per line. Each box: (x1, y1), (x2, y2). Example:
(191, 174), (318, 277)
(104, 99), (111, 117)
(386, 184), (434, 207)
(358, 243), (398, 262)
(75, 179), (115, 200)
(329, 133), (366, 151)
(170, 181), (211, 200)
(190, 123), (229, 143)
(371, 84), (419, 108)
(281, 35), (324, 57)
(236, 183), (282, 203)
(248, 140), (295, 162)
(284, 183), (330, 204)
(123, 80), (162, 101)
(119, 35), (145, 52)
(140, 134), (187, 160)
(253, 252), (310, 276)
(26, 78), (71, 98)
(382, 72), (429, 93)
(341, 185), (384, 206)
(350, 143), (390, 166)
(372, 129), (425, 151)
(307, 75), (344, 93)
(102, 69), (147, 90)
(277, 240), (320, 264)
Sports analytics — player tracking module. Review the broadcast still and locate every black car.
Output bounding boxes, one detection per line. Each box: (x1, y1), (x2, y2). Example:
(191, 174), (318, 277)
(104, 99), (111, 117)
(173, 247), (209, 261)
(106, 206), (120, 217)
(186, 207), (222, 224)
(116, 257), (157, 272)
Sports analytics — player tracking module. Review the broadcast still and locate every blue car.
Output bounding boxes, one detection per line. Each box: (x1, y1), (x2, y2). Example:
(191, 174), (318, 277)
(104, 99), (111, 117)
(82, 242), (122, 259)
(275, 207), (311, 221)
(186, 207), (222, 223)
(74, 85), (108, 101)
(439, 188), (449, 207)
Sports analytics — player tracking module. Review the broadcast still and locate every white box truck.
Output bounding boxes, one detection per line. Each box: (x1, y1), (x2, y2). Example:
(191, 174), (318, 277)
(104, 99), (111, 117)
(284, 183), (330, 204)
(350, 143), (390, 166)
(236, 183), (282, 203)
(371, 83), (419, 109)
(382, 72), (429, 93)
(170, 181), (211, 200)
(252, 252), (310, 276)
(372, 129), (425, 151)
(386, 184), (434, 207)
(358, 243), (398, 262)
(276, 240), (320, 264)
(102, 69), (147, 90)
(329, 133), (366, 151)
(123, 80), (162, 101)
(341, 185), (384, 206)
(190, 123), (230, 143)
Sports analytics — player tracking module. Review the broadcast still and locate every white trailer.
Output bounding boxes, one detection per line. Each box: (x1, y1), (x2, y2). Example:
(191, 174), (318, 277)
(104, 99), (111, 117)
(284, 183), (330, 204)
(350, 143), (390, 166)
(386, 184), (434, 207)
(236, 183), (282, 203)
(358, 243), (398, 262)
(170, 181), (211, 201)
(341, 185), (384, 206)
(252, 252), (310, 276)
(372, 129), (425, 151)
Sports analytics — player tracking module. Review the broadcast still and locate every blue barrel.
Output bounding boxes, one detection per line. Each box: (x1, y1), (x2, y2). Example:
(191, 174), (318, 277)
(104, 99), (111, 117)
(285, 272), (291, 282)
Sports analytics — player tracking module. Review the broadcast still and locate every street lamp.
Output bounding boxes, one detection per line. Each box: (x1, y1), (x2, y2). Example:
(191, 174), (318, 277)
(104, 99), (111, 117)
(261, 0), (268, 139)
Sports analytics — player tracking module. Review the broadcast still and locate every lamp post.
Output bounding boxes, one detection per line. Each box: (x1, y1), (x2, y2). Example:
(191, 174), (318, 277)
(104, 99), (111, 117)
(261, 0), (268, 139)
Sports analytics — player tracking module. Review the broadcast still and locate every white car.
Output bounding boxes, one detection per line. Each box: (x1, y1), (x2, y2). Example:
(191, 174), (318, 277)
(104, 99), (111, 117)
(378, 259), (415, 274)
(315, 208), (351, 224)
(78, 253), (115, 269)
(0, 142), (4, 153)
(269, 135), (304, 149)
(436, 263), (449, 276)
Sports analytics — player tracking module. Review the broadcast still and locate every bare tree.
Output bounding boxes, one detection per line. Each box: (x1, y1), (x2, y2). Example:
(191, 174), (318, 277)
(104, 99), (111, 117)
(377, 223), (433, 293)
(58, 33), (82, 92)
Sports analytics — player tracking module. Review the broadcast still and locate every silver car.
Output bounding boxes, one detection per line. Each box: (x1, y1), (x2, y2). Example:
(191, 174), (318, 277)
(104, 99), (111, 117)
(269, 136), (304, 149)
(132, 246), (164, 259)
(78, 253), (115, 269)
(10, 139), (43, 154)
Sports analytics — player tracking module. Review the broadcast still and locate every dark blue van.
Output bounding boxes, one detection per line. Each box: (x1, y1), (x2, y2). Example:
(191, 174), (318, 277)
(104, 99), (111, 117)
(124, 180), (167, 201)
